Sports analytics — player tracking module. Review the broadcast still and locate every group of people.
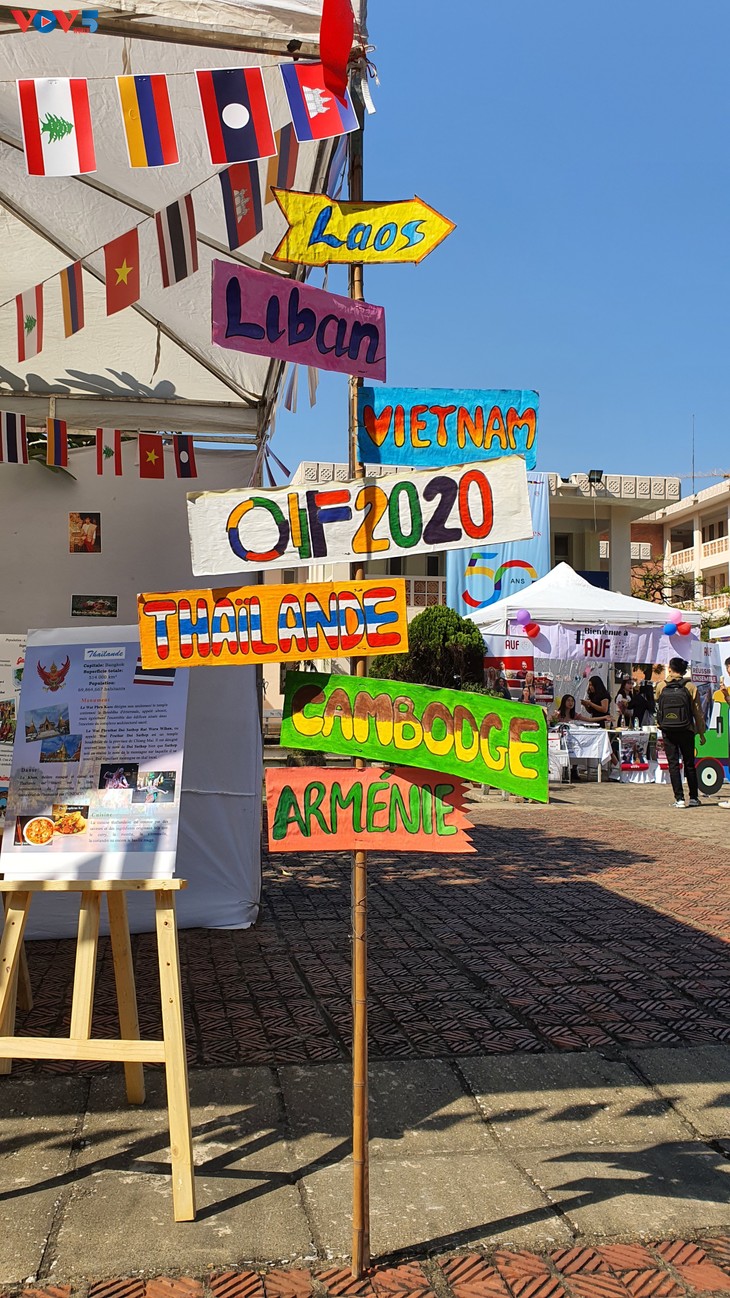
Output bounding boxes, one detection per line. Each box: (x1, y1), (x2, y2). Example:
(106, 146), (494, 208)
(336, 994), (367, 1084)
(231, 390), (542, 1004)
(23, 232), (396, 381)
(551, 666), (659, 729)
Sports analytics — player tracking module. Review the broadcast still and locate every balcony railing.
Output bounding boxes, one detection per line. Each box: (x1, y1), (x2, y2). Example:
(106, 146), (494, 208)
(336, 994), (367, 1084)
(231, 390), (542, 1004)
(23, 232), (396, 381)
(669, 546), (695, 569)
(702, 536), (729, 560)
(404, 576), (447, 608)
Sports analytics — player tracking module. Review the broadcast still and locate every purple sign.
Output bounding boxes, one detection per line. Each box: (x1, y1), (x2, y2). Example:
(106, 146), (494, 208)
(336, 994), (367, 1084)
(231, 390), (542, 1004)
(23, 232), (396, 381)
(211, 261), (386, 380)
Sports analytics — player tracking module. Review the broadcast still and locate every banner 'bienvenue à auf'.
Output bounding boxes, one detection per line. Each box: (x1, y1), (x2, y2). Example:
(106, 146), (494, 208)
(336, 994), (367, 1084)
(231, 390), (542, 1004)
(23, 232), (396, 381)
(280, 672), (549, 803)
(187, 457), (531, 577)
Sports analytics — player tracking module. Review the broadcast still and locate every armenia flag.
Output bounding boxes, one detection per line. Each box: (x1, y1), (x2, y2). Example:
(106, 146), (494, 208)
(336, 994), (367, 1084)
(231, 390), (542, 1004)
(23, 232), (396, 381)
(266, 123), (299, 202)
(196, 66), (276, 164)
(60, 261), (84, 337)
(280, 62), (358, 143)
(155, 194), (198, 288)
(0, 412), (28, 465)
(117, 74), (179, 168)
(173, 434), (197, 479)
(46, 418), (68, 468)
(96, 427), (123, 476)
(16, 285), (43, 362)
(17, 77), (96, 176)
(219, 162), (262, 250)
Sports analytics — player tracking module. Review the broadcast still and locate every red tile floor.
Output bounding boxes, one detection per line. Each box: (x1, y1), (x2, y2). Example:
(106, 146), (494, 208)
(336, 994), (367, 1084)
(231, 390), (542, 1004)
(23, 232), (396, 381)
(10, 803), (730, 1072)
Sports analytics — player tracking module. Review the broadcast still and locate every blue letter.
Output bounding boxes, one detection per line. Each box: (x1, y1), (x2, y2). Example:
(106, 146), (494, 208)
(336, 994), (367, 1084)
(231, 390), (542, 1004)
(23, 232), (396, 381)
(308, 206), (343, 249)
(225, 277), (264, 341)
(287, 287), (316, 346)
(401, 219), (425, 249)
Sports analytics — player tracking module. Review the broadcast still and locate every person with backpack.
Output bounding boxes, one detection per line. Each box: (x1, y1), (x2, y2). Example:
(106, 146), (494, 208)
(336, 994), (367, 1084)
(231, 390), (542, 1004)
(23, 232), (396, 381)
(654, 656), (706, 807)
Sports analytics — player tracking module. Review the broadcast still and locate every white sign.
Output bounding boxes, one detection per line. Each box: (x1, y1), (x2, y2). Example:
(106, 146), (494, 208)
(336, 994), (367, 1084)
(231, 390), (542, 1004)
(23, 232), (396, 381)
(506, 622), (698, 662)
(1, 626), (189, 881)
(187, 457), (531, 576)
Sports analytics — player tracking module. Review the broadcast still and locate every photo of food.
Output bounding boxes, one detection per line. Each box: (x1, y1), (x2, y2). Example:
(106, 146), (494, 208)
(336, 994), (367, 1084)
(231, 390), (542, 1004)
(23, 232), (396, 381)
(25, 704), (70, 742)
(69, 512), (102, 554)
(15, 815), (55, 846)
(131, 771), (177, 804)
(0, 698), (16, 744)
(51, 804), (89, 835)
(99, 762), (138, 791)
(39, 733), (82, 763)
(71, 595), (118, 619)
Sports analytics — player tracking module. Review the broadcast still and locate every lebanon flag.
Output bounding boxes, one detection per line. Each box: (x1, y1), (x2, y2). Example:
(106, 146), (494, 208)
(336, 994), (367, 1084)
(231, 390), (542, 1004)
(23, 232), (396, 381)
(17, 77), (96, 176)
(155, 193), (198, 287)
(219, 162), (263, 250)
(96, 427), (123, 475)
(138, 432), (165, 479)
(104, 228), (140, 315)
(280, 62), (358, 142)
(16, 285), (43, 362)
(196, 67), (276, 164)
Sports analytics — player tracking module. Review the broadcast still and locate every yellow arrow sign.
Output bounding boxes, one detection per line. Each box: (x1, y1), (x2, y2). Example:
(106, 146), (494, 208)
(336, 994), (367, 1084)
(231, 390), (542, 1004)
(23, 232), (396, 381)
(271, 190), (456, 266)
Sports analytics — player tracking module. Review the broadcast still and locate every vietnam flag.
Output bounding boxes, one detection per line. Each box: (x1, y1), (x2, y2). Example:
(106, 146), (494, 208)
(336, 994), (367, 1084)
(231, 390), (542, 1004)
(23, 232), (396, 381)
(104, 228), (140, 315)
(138, 432), (164, 479)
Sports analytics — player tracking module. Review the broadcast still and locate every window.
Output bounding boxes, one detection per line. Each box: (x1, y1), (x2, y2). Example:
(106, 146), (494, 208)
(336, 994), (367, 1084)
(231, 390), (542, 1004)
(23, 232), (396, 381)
(708, 524), (715, 542)
(554, 533), (572, 562)
(388, 557), (403, 576)
(718, 520), (726, 539)
(426, 554), (440, 577)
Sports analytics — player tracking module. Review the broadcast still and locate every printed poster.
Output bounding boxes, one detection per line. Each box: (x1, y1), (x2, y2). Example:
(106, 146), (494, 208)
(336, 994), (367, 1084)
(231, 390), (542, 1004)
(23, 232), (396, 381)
(0, 634), (25, 827)
(1, 626), (189, 880)
(447, 473), (550, 615)
(691, 640), (723, 726)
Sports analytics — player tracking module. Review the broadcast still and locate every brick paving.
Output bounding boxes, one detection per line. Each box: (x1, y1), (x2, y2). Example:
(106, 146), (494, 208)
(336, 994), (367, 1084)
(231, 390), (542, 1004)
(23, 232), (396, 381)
(4, 1241), (730, 1298)
(11, 791), (730, 1072)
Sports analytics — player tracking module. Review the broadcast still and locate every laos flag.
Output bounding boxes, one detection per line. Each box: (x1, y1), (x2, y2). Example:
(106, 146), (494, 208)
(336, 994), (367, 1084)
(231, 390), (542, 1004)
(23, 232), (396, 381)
(196, 67), (276, 164)
(280, 62), (358, 143)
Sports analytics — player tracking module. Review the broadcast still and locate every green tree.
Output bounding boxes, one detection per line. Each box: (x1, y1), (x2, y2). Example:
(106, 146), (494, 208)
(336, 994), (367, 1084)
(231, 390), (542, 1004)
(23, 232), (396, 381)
(369, 605), (484, 689)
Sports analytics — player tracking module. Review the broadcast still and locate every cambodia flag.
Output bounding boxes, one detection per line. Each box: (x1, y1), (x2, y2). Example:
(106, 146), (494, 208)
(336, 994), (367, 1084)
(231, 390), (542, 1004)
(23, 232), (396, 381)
(60, 261), (84, 337)
(117, 74), (179, 169)
(280, 62), (358, 142)
(219, 162), (263, 250)
(46, 418), (68, 468)
(196, 67), (276, 164)
(265, 124), (299, 202)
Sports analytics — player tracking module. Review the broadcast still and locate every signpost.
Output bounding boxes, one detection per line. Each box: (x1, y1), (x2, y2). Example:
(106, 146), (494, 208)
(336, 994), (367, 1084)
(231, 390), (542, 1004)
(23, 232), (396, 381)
(211, 260), (386, 380)
(265, 767), (475, 854)
(137, 579), (409, 669)
(357, 386), (539, 470)
(271, 190), (455, 266)
(186, 457), (532, 577)
(281, 671), (549, 802)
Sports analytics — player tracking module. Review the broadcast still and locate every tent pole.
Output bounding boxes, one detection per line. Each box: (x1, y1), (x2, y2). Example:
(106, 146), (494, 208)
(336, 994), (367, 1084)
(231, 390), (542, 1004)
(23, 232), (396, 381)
(347, 78), (369, 1280)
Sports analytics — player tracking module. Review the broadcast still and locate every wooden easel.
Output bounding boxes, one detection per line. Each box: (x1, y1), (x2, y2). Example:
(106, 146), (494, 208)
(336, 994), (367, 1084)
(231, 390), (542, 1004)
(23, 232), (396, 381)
(0, 878), (195, 1222)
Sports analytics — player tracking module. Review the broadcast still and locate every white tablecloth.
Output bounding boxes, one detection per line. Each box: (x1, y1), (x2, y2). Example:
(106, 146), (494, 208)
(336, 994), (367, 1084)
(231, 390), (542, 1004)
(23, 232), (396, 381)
(562, 727), (613, 764)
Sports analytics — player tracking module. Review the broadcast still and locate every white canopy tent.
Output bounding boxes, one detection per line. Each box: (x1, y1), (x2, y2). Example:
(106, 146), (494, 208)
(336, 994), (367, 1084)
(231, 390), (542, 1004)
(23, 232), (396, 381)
(467, 562), (702, 634)
(0, 0), (367, 436)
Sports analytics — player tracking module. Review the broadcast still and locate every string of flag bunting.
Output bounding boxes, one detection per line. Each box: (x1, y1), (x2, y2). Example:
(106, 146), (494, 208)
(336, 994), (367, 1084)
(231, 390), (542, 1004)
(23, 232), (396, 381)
(0, 414), (199, 479)
(7, 115), (355, 364)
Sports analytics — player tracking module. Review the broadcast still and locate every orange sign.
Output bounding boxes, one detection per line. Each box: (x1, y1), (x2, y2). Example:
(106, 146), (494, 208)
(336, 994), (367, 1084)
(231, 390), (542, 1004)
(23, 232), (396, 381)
(265, 766), (475, 854)
(137, 579), (408, 668)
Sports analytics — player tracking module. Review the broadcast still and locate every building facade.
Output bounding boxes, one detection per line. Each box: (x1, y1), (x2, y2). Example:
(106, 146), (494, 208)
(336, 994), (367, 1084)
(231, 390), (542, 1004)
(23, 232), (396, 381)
(639, 479), (730, 616)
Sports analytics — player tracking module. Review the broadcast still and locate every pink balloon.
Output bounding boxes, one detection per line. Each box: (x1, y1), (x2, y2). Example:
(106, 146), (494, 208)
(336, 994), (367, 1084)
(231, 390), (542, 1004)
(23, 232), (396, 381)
(515, 609), (531, 626)
(669, 610), (683, 624)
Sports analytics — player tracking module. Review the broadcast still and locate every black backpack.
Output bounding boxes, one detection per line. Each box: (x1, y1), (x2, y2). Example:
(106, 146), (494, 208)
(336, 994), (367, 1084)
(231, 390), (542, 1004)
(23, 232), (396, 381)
(656, 679), (693, 730)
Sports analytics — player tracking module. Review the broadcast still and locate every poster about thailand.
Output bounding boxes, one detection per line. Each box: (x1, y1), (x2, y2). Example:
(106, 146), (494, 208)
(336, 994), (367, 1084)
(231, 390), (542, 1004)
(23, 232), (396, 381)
(0, 634), (26, 827)
(1, 626), (189, 881)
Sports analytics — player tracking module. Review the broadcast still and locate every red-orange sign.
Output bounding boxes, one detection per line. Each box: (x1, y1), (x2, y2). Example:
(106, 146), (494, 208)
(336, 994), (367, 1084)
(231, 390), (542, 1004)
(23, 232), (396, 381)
(265, 766), (475, 854)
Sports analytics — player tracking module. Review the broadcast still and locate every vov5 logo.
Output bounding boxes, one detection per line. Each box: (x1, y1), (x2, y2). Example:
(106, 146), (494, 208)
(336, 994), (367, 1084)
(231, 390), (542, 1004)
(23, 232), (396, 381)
(11, 9), (99, 32)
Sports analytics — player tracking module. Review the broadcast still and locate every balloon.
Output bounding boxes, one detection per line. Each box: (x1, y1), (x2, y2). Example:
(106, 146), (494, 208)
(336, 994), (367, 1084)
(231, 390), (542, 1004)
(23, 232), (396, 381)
(662, 622), (677, 636)
(514, 609), (531, 626)
(526, 622), (541, 639)
(669, 610), (683, 624)
(677, 621), (693, 636)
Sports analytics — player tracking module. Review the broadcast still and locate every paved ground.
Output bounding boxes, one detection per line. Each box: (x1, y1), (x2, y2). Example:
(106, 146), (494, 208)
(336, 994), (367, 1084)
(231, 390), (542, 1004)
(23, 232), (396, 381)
(0, 783), (728, 1288)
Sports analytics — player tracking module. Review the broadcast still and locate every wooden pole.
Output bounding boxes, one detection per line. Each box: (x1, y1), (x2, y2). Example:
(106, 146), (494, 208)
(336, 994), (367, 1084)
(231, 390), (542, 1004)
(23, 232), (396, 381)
(348, 79), (369, 1279)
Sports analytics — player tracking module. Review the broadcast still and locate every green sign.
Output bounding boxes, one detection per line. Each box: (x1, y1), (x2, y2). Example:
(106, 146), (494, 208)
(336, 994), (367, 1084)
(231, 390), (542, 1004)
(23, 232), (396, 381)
(281, 672), (548, 802)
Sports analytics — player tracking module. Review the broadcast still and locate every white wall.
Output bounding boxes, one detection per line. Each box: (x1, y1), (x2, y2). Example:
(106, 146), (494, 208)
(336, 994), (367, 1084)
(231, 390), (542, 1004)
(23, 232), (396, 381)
(0, 442), (263, 933)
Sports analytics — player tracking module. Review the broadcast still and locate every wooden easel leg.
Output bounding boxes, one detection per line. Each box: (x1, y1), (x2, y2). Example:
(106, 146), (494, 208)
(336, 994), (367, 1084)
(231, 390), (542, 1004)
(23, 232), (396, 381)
(0, 891), (31, 1077)
(107, 891), (145, 1104)
(2, 893), (33, 1013)
(155, 892), (195, 1223)
(70, 891), (101, 1039)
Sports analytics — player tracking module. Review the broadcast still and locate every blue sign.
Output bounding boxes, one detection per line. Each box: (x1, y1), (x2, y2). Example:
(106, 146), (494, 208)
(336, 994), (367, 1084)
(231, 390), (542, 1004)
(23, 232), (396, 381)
(446, 473), (550, 615)
(357, 386), (538, 471)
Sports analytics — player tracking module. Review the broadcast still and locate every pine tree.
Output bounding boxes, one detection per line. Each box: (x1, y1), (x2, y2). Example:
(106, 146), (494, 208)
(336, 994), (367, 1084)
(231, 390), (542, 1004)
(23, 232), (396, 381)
(40, 113), (74, 143)
(24, 314), (36, 335)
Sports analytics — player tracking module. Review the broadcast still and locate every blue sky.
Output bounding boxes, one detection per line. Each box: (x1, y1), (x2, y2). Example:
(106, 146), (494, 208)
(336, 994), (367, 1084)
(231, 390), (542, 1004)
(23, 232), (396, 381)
(271, 0), (729, 485)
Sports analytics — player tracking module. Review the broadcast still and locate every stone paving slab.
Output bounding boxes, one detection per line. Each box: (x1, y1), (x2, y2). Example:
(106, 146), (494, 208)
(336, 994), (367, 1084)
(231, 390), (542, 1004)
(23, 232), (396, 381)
(516, 1143), (730, 1238)
(626, 1046), (730, 1140)
(458, 1054), (689, 1149)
